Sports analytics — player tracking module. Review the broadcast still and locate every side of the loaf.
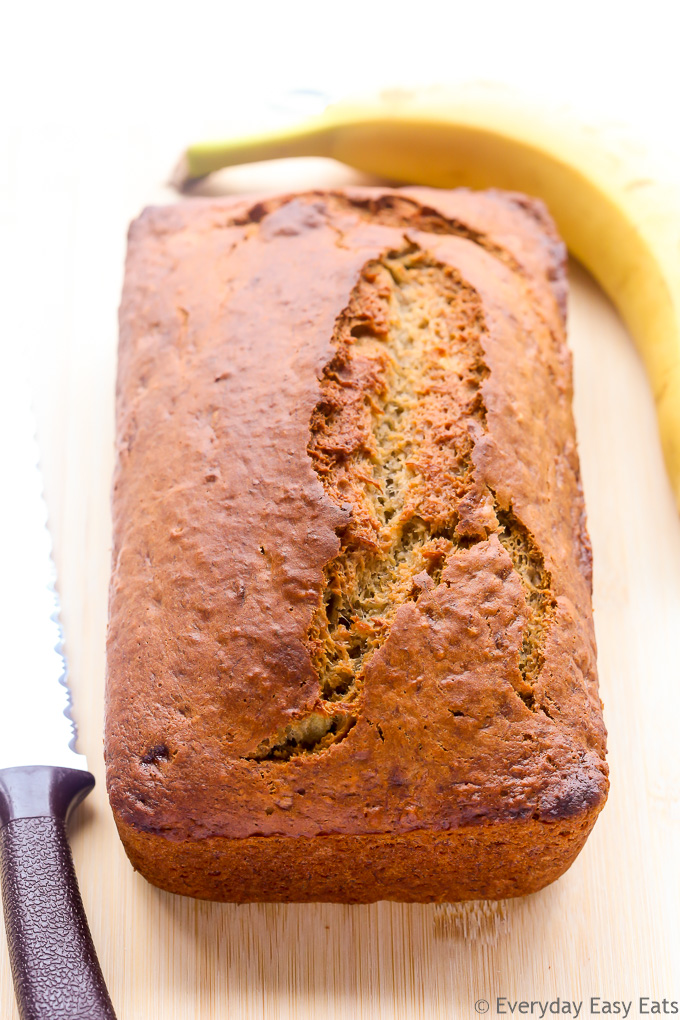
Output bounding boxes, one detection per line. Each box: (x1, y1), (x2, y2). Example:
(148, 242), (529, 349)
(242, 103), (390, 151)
(106, 187), (607, 902)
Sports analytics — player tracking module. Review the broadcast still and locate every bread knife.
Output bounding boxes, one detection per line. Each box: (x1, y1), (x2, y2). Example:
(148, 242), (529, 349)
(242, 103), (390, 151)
(0, 365), (116, 1018)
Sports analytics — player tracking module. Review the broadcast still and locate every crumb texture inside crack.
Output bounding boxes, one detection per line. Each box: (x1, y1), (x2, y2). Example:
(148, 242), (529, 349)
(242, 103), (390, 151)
(306, 247), (491, 702)
(247, 713), (356, 762)
(496, 508), (556, 707)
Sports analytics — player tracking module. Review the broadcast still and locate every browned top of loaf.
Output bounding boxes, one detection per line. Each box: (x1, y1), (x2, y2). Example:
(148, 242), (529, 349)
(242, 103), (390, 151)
(107, 187), (607, 842)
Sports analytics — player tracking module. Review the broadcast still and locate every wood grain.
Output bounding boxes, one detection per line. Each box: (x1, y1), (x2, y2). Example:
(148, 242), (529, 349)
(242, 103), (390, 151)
(1, 129), (679, 1019)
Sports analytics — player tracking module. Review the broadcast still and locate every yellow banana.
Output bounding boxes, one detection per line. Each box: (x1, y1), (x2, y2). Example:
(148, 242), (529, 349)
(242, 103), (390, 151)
(174, 86), (680, 511)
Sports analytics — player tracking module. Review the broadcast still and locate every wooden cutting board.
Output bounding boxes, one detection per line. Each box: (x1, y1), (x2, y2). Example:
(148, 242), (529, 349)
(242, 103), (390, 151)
(1, 133), (679, 1019)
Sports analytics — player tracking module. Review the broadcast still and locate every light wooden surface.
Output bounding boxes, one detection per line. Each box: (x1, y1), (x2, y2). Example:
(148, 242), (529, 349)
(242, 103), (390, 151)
(1, 129), (679, 1019)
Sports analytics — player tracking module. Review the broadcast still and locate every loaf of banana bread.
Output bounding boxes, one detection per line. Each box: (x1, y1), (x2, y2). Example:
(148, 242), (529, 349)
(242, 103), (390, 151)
(106, 186), (608, 902)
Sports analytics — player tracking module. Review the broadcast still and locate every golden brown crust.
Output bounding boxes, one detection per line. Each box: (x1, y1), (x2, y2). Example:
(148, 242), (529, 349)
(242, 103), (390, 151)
(106, 187), (607, 901)
(115, 807), (603, 903)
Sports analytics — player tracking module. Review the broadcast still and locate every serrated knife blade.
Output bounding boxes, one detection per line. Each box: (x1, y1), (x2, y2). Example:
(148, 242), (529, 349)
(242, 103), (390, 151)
(0, 370), (84, 772)
(0, 357), (116, 1019)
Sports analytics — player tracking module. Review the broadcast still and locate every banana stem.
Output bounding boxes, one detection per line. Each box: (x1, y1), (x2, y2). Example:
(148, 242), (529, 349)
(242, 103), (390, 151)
(177, 119), (336, 182)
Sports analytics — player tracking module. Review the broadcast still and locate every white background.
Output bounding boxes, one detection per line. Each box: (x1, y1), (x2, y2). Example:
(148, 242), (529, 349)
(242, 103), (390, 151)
(3, 0), (680, 158)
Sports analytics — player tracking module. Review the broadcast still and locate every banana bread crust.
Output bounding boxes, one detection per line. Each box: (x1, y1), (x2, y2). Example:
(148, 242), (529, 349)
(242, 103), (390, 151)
(106, 186), (607, 901)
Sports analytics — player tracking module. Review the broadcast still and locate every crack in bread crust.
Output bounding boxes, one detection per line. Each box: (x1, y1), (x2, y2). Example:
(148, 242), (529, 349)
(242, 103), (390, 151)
(248, 245), (556, 761)
(307, 249), (488, 701)
(246, 713), (357, 762)
(496, 508), (557, 710)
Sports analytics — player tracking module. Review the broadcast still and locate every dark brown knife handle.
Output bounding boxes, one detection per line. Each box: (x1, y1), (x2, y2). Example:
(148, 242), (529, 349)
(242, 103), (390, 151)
(0, 766), (116, 1020)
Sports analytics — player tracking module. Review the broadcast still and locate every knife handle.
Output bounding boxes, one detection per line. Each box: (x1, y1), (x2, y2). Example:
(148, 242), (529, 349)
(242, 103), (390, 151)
(0, 766), (116, 1020)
